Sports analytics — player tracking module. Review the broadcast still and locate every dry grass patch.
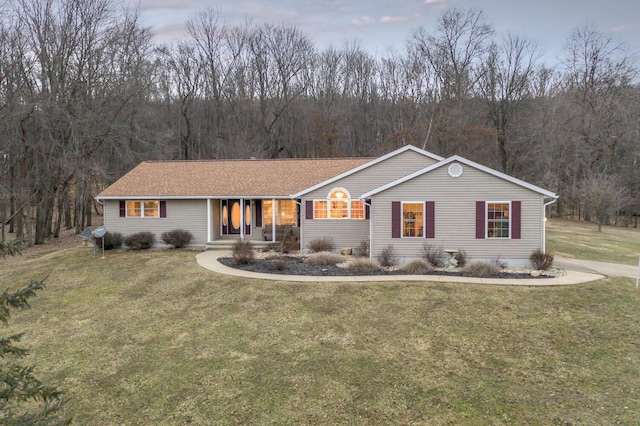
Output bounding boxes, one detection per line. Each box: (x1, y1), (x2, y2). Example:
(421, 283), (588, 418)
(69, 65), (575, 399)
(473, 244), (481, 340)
(1, 247), (639, 425)
(399, 259), (434, 274)
(546, 219), (640, 264)
(461, 261), (501, 277)
(344, 258), (380, 273)
(303, 251), (345, 265)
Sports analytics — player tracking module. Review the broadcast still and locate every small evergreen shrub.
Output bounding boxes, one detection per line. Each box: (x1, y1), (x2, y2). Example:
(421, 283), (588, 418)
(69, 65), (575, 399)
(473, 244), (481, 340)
(530, 249), (554, 270)
(232, 239), (255, 264)
(354, 240), (370, 257)
(422, 243), (445, 267)
(377, 245), (396, 267)
(346, 258), (380, 273)
(461, 261), (501, 277)
(308, 237), (335, 253)
(124, 232), (155, 250)
(304, 251), (345, 266)
(102, 232), (123, 250)
(400, 259), (434, 274)
(161, 229), (193, 248)
(454, 249), (467, 268)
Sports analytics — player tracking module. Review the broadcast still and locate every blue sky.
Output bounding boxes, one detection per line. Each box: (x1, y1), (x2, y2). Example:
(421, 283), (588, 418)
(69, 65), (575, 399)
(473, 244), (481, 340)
(130, 0), (640, 65)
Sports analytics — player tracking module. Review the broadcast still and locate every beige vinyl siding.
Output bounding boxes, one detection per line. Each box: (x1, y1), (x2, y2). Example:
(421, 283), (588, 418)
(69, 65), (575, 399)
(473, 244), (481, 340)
(370, 164), (545, 264)
(302, 219), (370, 250)
(301, 150), (437, 249)
(104, 199), (208, 245)
(305, 149), (439, 200)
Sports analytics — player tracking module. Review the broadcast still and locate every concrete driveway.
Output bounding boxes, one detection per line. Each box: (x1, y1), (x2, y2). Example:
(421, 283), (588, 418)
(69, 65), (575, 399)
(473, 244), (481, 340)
(555, 257), (639, 279)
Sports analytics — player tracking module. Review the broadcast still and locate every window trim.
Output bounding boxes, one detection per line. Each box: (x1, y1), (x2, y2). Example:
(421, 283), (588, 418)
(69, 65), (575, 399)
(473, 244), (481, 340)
(311, 187), (365, 220)
(401, 201), (425, 238)
(486, 201), (511, 239)
(126, 200), (161, 218)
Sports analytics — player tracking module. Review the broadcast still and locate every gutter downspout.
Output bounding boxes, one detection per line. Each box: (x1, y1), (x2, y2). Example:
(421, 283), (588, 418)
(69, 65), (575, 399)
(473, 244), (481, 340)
(542, 196), (559, 253)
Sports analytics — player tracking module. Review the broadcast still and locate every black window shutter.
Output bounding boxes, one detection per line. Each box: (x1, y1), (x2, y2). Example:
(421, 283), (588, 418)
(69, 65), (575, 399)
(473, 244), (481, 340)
(159, 201), (166, 218)
(391, 201), (401, 238)
(365, 199), (371, 220)
(425, 201), (435, 238)
(119, 200), (126, 217)
(476, 201), (485, 239)
(512, 201), (521, 239)
(305, 200), (313, 220)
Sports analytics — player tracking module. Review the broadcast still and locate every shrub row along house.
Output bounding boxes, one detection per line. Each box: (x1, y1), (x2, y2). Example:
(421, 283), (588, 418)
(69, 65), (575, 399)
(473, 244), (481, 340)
(96, 145), (558, 266)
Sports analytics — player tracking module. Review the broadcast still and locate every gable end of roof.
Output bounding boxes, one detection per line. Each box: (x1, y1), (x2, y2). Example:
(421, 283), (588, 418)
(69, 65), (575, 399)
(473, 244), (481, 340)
(360, 155), (558, 199)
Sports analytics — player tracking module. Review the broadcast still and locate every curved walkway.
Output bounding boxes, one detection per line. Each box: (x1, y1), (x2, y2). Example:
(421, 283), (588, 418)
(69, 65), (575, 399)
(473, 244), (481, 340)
(196, 251), (606, 286)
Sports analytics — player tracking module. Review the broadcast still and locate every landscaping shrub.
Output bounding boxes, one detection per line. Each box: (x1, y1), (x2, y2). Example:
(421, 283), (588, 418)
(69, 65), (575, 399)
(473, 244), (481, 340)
(530, 249), (554, 270)
(161, 229), (193, 248)
(308, 237), (335, 253)
(354, 240), (370, 257)
(454, 249), (467, 268)
(304, 251), (345, 266)
(232, 239), (254, 264)
(377, 245), (396, 267)
(273, 258), (287, 271)
(346, 258), (380, 273)
(102, 232), (123, 250)
(461, 261), (501, 277)
(281, 239), (300, 254)
(399, 259), (434, 274)
(422, 243), (444, 267)
(124, 232), (155, 250)
(264, 253), (281, 261)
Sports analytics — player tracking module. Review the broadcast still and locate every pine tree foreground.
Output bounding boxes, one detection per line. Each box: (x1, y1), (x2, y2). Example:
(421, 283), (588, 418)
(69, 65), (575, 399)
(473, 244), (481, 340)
(0, 239), (71, 425)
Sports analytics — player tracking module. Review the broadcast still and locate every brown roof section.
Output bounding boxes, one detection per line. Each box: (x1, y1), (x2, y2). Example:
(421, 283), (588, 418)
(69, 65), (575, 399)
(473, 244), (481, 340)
(97, 157), (374, 198)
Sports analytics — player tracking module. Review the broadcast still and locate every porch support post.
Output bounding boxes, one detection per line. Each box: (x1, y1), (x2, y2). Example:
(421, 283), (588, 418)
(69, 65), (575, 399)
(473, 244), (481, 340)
(272, 198), (276, 243)
(207, 198), (212, 243)
(240, 199), (245, 241)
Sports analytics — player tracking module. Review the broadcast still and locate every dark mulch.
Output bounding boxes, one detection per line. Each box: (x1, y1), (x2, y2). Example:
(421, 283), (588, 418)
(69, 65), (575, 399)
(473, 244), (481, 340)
(218, 256), (548, 279)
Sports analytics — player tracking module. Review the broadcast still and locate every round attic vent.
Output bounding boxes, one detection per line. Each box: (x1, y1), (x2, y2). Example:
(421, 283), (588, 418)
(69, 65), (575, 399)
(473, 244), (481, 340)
(448, 163), (463, 178)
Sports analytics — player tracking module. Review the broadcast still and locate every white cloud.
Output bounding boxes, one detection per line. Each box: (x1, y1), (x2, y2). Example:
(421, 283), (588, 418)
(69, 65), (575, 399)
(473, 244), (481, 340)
(424, 0), (445, 4)
(380, 16), (410, 24)
(351, 16), (376, 26)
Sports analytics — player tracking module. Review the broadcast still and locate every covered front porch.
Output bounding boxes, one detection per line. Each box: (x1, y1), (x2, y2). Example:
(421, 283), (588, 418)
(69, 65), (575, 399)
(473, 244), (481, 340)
(206, 198), (300, 244)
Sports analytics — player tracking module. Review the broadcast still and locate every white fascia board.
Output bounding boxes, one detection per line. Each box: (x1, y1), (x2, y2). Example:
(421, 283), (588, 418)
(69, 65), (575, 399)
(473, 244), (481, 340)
(290, 145), (444, 198)
(361, 155), (558, 199)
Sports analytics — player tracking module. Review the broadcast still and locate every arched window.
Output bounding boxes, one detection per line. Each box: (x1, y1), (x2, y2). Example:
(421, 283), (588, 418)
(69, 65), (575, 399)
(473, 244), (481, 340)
(329, 188), (349, 219)
(312, 188), (364, 220)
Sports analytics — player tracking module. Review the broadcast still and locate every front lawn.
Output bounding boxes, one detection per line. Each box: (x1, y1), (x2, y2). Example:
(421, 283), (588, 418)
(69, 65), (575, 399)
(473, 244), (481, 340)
(547, 218), (640, 265)
(1, 247), (639, 424)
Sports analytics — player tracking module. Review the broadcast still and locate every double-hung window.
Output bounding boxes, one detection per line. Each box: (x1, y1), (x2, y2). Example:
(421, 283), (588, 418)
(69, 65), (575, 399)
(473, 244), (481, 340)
(402, 202), (424, 237)
(126, 201), (159, 218)
(486, 202), (510, 238)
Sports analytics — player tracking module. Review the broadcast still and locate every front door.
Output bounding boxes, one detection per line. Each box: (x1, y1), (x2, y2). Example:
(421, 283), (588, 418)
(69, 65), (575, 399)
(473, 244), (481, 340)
(222, 199), (251, 236)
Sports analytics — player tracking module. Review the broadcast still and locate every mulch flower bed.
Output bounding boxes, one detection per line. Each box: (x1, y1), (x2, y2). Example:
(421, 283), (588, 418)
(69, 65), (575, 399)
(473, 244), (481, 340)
(218, 255), (559, 279)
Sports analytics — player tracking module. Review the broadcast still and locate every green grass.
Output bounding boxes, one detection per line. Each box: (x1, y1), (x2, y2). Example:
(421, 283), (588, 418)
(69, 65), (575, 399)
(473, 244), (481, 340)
(547, 218), (640, 265)
(1, 246), (639, 424)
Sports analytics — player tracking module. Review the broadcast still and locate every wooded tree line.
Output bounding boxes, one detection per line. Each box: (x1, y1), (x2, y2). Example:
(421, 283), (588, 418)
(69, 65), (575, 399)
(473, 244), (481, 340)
(0, 1), (638, 244)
